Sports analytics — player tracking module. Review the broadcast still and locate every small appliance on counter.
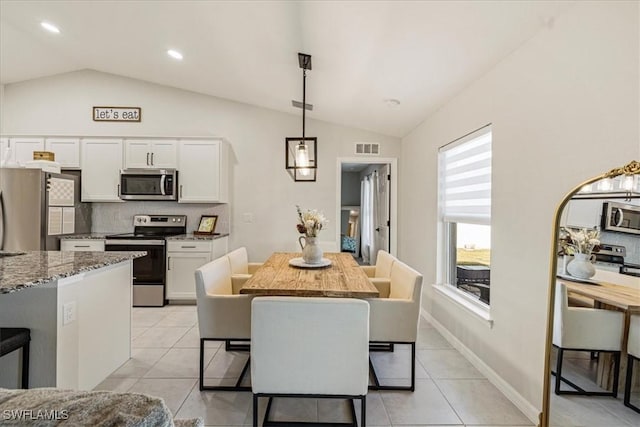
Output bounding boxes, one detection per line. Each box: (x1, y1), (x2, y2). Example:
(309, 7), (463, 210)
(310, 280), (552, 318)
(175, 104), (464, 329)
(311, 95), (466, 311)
(105, 215), (186, 307)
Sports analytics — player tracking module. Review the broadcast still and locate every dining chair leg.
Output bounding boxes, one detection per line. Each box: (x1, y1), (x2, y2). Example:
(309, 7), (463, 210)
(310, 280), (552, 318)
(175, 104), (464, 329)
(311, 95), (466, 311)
(253, 394), (259, 427)
(200, 338), (251, 391)
(554, 347), (564, 395)
(361, 395), (366, 427)
(553, 346), (620, 397)
(199, 338), (205, 391)
(21, 340), (29, 389)
(624, 354), (640, 413)
(369, 342), (415, 391)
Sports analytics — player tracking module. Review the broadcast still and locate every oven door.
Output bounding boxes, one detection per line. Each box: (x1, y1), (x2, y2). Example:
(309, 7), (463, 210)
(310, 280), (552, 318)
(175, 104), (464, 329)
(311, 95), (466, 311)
(119, 169), (177, 201)
(105, 239), (166, 306)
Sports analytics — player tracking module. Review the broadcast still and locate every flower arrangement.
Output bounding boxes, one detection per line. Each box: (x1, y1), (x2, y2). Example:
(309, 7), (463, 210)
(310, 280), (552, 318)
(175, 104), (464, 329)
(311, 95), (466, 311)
(559, 227), (601, 255)
(296, 205), (328, 238)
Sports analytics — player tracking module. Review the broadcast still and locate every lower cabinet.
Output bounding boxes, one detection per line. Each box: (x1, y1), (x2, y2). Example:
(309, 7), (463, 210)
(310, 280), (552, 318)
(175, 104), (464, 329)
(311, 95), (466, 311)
(60, 239), (106, 251)
(166, 237), (228, 300)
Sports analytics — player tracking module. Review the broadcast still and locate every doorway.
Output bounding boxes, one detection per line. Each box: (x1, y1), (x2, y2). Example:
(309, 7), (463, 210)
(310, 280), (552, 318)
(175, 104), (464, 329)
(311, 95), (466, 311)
(336, 158), (398, 265)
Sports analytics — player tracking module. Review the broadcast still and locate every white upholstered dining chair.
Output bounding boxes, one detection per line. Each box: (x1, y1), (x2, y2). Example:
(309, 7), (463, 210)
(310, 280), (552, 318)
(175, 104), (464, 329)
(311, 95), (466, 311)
(552, 282), (624, 396)
(251, 297), (369, 427)
(366, 259), (423, 391)
(195, 256), (252, 391)
(227, 247), (263, 276)
(624, 314), (640, 412)
(361, 250), (396, 300)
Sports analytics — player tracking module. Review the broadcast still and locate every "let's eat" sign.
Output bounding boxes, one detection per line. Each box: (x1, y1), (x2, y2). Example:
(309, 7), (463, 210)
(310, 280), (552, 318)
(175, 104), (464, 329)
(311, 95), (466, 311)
(93, 106), (141, 122)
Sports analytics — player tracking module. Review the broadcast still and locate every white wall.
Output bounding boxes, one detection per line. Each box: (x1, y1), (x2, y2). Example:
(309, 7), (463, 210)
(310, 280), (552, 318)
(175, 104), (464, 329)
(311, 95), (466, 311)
(1, 70), (400, 260)
(399, 0), (639, 416)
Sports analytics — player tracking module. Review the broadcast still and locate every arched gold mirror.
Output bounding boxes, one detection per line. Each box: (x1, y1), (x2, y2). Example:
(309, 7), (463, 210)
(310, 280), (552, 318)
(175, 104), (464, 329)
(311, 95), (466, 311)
(541, 160), (640, 426)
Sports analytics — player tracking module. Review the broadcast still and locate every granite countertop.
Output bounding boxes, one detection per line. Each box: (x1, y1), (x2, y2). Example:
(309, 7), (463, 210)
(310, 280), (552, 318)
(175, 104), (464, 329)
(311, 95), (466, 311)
(166, 233), (229, 241)
(59, 233), (112, 240)
(0, 251), (146, 294)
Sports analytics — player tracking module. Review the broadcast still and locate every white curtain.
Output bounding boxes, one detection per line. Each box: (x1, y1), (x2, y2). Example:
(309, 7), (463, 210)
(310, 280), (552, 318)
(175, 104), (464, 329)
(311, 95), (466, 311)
(361, 176), (372, 264)
(370, 171), (379, 265)
(361, 172), (379, 265)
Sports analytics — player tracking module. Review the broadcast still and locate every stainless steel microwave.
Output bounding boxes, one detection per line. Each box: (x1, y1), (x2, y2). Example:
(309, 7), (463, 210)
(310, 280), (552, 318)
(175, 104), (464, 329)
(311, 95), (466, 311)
(119, 169), (177, 201)
(602, 201), (640, 235)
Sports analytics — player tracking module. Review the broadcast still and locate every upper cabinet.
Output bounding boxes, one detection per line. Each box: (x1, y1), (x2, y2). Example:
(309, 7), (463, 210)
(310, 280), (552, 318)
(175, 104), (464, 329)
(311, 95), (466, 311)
(564, 199), (604, 229)
(8, 137), (45, 166)
(45, 138), (80, 169)
(124, 139), (177, 169)
(1, 135), (230, 205)
(0, 137), (80, 168)
(178, 139), (229, 203)
(81, 138), (124, 202)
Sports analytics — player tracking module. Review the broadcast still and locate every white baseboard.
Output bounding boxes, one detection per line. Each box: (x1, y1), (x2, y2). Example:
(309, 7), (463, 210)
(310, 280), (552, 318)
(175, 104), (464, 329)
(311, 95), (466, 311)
(421, 307), (541, 426)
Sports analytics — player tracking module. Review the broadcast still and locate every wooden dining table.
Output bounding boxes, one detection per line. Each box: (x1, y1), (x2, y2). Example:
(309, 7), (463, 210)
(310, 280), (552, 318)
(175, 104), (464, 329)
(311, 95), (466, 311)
(240, 252), (379, 298)
(558, 276), (640, 392)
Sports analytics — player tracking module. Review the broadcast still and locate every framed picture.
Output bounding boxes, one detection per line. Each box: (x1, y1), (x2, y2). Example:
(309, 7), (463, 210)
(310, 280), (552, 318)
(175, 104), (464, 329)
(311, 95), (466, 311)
(195, 215), (218, 235)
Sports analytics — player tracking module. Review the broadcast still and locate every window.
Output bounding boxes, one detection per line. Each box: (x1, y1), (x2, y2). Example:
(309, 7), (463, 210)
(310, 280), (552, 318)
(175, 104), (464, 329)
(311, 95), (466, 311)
(439, 126), (492, 306)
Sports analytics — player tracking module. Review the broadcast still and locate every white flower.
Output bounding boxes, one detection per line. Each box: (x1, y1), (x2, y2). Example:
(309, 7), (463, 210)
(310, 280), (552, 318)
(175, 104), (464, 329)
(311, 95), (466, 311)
(296, 205), (329, 237)
(560, 227), (601, 255)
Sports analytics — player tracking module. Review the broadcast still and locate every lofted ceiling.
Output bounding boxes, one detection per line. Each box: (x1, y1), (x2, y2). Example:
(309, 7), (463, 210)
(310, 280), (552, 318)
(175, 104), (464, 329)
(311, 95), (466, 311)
(0, 1), (574, 137)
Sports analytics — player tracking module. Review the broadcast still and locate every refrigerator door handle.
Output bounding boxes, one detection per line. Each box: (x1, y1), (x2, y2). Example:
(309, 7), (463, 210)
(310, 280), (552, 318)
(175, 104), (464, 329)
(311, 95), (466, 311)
(0, 191), (4, 250)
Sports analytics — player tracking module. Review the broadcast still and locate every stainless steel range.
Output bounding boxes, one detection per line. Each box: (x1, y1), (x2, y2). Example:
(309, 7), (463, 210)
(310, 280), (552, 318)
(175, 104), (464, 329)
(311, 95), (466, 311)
(594, 243), (640, 277)
(593, 243), (626, 272)
(105, 215), (186, 307)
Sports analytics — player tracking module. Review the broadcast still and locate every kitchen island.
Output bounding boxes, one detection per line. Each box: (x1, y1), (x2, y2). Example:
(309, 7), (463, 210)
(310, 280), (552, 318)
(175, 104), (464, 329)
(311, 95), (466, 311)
(0, 251), (145, 390)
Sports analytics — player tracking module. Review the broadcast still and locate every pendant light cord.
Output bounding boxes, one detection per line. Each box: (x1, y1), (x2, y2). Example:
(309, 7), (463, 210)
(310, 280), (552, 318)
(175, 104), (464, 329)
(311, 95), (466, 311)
(302, 68), (307, 139)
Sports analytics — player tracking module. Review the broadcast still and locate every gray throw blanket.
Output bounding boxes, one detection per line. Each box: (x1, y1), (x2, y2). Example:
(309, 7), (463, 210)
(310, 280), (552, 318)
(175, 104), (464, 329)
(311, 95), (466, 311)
(0, 388), (202, 427)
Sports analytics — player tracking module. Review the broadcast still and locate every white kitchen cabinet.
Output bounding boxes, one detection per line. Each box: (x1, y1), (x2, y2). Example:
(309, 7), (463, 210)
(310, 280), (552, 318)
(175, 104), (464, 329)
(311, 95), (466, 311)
(81, 138), (123, 202)
(0, 138), (7, 164)
(166, 237), (228, 300)
(177, 139), (228, 203)
(61, 239), (105, 251)
(45, 138), (80, 169)
(124, 139), (177, 169)
(564, 199), (605, 229)
(9, 137), (45, 166)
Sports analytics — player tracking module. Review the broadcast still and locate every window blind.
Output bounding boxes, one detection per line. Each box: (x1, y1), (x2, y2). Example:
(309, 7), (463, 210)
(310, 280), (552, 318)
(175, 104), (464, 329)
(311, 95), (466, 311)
(439, 127), (492, 225)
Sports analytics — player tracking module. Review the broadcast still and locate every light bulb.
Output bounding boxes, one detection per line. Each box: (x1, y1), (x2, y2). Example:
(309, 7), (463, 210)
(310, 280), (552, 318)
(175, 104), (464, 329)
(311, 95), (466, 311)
(296, 143), (310, 176)
(621, 175), (634, 191)
(580, 184), (593, 193)
(597, 178), (613, 191)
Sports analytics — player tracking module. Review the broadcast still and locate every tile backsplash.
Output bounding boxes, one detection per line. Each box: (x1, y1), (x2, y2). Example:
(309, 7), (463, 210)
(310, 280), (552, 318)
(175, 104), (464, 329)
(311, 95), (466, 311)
(601, 231), (640, 265)
(91, 202), (229, 234)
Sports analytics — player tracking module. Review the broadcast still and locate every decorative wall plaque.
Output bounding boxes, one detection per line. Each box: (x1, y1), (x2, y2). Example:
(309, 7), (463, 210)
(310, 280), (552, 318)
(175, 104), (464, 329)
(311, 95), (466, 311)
(93, 106), (141, 122)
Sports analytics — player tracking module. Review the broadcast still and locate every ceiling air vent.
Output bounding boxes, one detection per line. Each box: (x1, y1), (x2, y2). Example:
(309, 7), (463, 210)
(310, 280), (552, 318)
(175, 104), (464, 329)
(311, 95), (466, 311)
(355, 143), (380, 155)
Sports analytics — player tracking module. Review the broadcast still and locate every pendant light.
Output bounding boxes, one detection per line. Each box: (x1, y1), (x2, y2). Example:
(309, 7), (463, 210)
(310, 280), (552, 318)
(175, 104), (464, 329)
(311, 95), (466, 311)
(286, 53), (317, 182)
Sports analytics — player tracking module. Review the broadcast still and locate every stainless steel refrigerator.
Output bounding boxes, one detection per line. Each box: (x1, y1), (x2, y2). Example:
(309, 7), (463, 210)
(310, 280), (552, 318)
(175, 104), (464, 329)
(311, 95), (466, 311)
(0, 168), (91, 251)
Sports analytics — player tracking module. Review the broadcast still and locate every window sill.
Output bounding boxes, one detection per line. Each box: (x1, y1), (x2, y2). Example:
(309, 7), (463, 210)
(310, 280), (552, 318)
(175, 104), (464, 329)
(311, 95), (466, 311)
(432, 284), (493, 328)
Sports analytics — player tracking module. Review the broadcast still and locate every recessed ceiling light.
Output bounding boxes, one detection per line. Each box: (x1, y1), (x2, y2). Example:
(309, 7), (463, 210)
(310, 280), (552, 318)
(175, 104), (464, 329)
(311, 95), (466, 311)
(383, 98), (401, 108)
(167, 49), (183, 60)
(40, 21), (60, 34)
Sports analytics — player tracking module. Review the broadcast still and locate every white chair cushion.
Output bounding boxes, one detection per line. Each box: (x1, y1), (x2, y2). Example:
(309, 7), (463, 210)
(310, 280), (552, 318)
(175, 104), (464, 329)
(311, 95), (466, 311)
(553, 282), (624, 351)
(251, 297), (369, 396)
(227, 247), (250, 275)
(374, 250), (395, 278)
(195, 256), (252, 340)
(628, 314), (640, 358)
(367, 260), (423, 342)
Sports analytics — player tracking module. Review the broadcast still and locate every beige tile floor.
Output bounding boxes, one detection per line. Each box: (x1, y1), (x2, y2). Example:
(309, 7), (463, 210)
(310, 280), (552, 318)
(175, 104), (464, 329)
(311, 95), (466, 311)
(548, 350), (640, 427)
(95, 304), (534, 426)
